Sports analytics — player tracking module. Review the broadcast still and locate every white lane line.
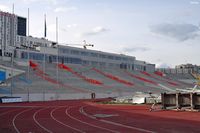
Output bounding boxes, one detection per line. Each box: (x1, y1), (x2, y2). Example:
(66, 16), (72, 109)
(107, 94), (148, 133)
(33, 107), (53, 133)
(0, 105), (70, 108)
(81, 106), (155, 133)
(12, 108), (32, 133)
(0, 108), (19, 117)
(50, 107), (84, 133)
(0, 106), (41, 108)
(66, 106), (119, 133)
(100, 119), (155, 133)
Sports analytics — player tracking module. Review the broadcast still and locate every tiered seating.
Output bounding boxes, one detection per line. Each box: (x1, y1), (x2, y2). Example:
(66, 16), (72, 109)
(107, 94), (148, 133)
(166, 73), (195, 80)
(125, 71), (157, 85)
(92, 68), (134, 86)
(58, 64), (103, 85)
(98, 68), (163, 93)
(0, 59), (194, 97)
(58, 64), (133, 93)
(29, 61), (90, 93)
(140, 71), (193, 89)
(140, 71), (179, 87)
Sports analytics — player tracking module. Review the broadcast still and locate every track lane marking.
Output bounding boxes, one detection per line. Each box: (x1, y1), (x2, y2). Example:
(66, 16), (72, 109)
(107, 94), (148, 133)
(66, 106), (119, 133)
(12, 108), (32, 133)
(100, 119), (155, 133)
(0, 108), (19, 117)
(33, 107), (53, 133)
(50, 106), (84, 133)
(81, 106), (155, 133)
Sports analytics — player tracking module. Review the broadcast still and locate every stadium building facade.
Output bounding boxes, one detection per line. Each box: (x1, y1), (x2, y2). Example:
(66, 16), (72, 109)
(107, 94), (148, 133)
(0, 11), (155, 72)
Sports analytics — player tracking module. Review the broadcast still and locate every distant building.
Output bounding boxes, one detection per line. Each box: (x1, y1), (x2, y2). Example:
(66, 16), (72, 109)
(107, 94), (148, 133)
(0, 11), (155, 72)
(156, 64), (200, 74)
(17, 16), (26, 36)
(0, 11), (17, 56)
(176, 64), (200, 73)
(15, 36), (53, 49)
(0, 11), (26, 57)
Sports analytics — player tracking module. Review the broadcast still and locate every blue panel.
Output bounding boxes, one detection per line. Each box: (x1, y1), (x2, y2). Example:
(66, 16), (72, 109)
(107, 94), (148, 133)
(0, 71), (6, 81)
(0, 88), (11, 94)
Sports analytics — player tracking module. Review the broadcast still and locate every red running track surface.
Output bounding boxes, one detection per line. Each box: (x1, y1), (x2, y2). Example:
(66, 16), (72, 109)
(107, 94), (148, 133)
(1, 99), (200, 133)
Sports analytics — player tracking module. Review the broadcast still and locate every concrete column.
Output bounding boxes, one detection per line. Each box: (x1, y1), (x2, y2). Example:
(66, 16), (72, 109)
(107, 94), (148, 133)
(161, 93), (166, 109)
(190, 93), (194, 111)
(176, 93), (180, 110)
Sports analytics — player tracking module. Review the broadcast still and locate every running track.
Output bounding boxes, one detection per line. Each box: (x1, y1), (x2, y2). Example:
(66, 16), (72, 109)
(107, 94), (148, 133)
(0, 99), (200, 133)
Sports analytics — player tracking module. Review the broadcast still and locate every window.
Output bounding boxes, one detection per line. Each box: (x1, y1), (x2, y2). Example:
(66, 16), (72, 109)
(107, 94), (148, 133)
(59, 49), (69, 54)
(115, 56), (121, 60)
(64, 57), (82, 64)
(122, 57), (128, 61)
(29, 53), (44, 60)
(58, 56), (64, 63)
(70, 57), (82, 64)
(82, 60), (90, 65)
(21, 52), (28, 59)
(108, 55), (114, 60)
(71, 50), (80, 55)
(90, 53), (98, 57)
(91, 61), (98, 66)
(99, 62), (106, 67)
(99, 54), (107, 58)
(81, 51), (89, 56)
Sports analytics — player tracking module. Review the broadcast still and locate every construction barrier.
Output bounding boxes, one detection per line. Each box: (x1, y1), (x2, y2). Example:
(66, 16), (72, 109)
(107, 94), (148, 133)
(161, 92), (200, 111)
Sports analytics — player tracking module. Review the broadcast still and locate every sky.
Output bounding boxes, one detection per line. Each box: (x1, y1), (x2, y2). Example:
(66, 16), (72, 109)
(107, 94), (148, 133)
(0, 0), (200, 68)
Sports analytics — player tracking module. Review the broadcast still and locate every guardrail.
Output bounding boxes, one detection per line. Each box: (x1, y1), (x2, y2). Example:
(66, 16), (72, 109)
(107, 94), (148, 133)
(161, 92), (200, 111)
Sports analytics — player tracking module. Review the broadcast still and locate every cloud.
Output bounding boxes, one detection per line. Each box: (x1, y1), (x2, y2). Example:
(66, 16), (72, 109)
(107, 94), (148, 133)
(48, 23), (76, 33)
(190, 1), (200, 5)
(48, 23), (56, 33)
(156, 63), (172, 68)
(123, 47), (150, 53)
(83, 26), (109, 36)
(59, 24), (77, 33)
(0, 4), (10, 12)
(22, 0), (58, 5)
(67, 24), (77, 28)
(150, 23), (200, 41)
(60, 28), (67, 32)
(154, 59), (172, 68)
(54, 7), (77, 13)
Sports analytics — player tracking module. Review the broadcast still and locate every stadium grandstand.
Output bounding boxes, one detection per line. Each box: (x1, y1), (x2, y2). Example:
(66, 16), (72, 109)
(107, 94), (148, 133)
(0, 10), (197, 102)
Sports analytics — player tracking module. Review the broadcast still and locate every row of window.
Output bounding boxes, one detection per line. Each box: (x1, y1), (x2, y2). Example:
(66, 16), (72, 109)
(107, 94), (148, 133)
(59, 48), (130, 61)
(21, 52), (44, 60)
(20, 51), (122, 67)
(21, 52), (82, 64)
(19, 51), (147, 71)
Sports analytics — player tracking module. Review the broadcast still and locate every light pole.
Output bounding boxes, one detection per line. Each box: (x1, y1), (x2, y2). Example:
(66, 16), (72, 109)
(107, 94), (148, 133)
(27, 8), (30, 102)
(10, 3), (15, 97)
(56, 17), (59, 100)
(43, 14), (47, 102)
(11, 49), (14, 96)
